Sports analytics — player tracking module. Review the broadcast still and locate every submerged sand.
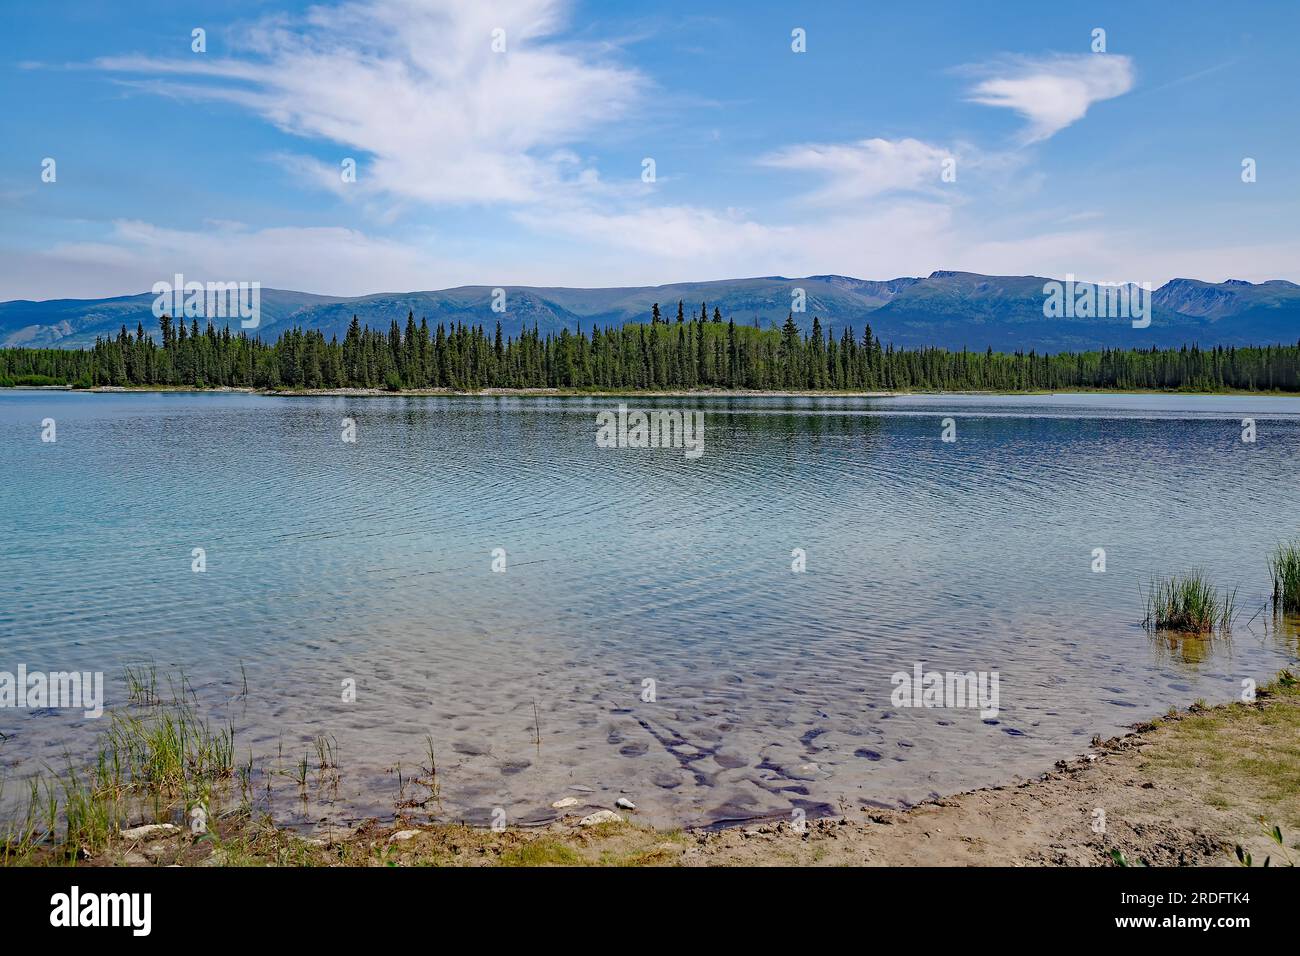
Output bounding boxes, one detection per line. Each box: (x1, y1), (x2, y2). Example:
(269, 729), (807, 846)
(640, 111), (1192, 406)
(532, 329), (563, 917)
(34, 671), (1297, 868)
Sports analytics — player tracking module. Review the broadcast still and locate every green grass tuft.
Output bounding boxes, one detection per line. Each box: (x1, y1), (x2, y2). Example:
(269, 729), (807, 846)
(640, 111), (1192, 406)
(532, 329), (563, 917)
(1269, 540), (1300, 616)
(498, 839), (584, 867)
(1143, 571), (1237, 635)
(1, 697), (237, 862)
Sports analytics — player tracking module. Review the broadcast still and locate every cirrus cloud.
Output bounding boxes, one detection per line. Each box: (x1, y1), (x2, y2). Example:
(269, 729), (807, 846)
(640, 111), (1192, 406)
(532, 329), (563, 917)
(93, 0), (644, 206)
(757, 137), (959, 204)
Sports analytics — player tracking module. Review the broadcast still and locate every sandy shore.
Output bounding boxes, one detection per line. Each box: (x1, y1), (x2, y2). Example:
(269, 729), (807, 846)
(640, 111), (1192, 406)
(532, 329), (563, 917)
(82, 385), (902, 398)
(40, 670), (1298, 868)
(41, 384), (1291, 398)
(9, 383), (1290, 398)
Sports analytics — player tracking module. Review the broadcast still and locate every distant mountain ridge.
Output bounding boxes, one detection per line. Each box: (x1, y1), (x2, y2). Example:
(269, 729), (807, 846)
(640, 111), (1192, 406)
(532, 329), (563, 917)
(3, 271), (1297, 353)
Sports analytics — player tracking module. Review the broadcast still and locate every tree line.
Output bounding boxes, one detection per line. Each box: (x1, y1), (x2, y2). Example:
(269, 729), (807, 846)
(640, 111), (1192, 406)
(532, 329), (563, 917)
(2, 303), (1298, 393)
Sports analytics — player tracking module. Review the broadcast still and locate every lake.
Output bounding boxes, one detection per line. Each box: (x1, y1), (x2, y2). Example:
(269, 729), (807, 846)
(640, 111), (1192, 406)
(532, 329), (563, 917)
(2, 389), (1298, 830)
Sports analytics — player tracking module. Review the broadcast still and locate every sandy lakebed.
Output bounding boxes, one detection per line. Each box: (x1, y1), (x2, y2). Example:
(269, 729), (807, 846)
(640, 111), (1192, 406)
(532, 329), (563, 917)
(16, 670), (1297, 868)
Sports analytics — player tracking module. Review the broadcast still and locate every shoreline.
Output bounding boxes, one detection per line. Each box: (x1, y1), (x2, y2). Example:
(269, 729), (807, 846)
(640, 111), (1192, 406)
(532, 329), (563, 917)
(13, 671), (1297, 867)
(5, 384), (1299, 399)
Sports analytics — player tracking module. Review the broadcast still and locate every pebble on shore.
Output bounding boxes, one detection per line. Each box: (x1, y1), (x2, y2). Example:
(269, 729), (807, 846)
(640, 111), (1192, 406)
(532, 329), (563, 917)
(577, 810), (623, 827)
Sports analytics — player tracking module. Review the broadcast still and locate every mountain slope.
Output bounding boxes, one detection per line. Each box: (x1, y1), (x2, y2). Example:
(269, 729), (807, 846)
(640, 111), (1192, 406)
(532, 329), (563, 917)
(2, 273), (1296, 352)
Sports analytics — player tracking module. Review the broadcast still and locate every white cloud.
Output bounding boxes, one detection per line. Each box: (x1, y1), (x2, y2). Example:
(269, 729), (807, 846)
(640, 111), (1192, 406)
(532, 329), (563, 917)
(757, 138), (957, 203)
(963, 54), (1135, 142)
(94, 0), (643, 205)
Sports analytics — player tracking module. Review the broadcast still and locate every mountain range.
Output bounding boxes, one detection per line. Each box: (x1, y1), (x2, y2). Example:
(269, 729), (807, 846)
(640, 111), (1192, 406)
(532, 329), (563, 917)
(2, 272), (1297, 353)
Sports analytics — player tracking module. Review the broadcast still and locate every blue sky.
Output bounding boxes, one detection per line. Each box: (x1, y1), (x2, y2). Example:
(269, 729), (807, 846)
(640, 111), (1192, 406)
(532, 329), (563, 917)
(2, 0), (1298, 299)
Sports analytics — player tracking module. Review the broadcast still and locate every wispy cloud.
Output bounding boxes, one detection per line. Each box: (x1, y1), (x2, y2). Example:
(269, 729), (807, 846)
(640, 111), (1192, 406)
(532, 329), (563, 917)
(757, 138), (958, 203)
(962, 53), (1135, 143)
(93, 0), (644, 205)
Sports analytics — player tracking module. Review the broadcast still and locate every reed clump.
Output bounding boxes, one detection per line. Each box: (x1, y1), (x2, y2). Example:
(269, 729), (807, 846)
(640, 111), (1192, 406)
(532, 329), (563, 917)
(1143, 571), (1237, 635)
(1, 702), (234, 863)
(1269, 540), (1300, 616)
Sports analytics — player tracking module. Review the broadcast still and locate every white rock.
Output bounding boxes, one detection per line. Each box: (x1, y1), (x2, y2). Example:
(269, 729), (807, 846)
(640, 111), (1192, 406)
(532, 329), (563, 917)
(389, 829), (421, 842)
(119, 824), (180, 841)
(615, 798), (636, 810)
(551, 797), (580, 809)
(578, 810), (623, 827)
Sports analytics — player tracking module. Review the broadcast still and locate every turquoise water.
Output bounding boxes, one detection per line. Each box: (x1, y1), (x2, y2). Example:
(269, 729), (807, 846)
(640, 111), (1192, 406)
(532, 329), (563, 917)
(2, 389), (1298, 829)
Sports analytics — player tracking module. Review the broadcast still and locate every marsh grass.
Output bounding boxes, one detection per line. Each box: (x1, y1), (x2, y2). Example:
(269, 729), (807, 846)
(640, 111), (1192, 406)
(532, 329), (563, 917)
(58, 764), (124, 854)
(105, 708), (235, 792)
(0, 778), (46, 865)
(1, 701), (236, 861)
(422, 734), (441, 804)
(1143, 571), (1237, 635)
(312, 734), (337, 771)
(123, 663), (159, 706)
(236, 749), (255, 816)
(1269, 540), (1300, 616)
